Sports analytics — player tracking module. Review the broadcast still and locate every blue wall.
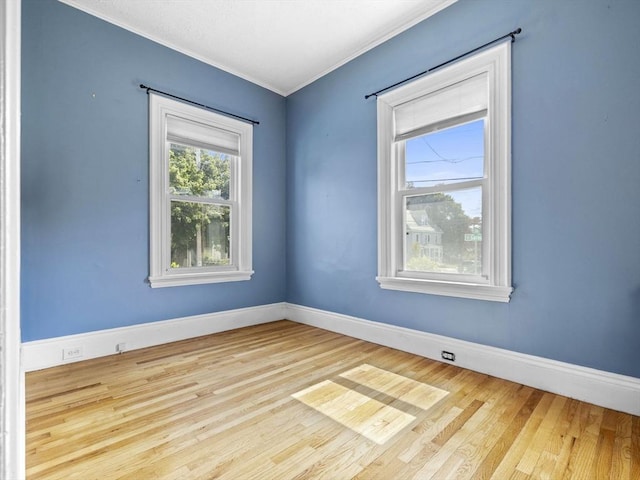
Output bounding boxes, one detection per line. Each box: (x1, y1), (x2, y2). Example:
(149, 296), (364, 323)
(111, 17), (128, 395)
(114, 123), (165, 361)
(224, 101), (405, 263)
(286, 0), (640, 378)
(21, 0), (287, 341)
(23, 0), (640, 379)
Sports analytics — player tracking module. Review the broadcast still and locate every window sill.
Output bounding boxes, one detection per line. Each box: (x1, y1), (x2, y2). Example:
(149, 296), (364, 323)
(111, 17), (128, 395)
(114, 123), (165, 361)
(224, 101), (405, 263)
(148, 270), (254, 288)
(376, 276), (513, 302)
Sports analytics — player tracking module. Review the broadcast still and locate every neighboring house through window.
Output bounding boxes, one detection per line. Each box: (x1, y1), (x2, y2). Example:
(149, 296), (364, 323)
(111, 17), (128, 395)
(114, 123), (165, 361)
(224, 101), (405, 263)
(376, 41), (513, 302)
(148, 93), (253, 287)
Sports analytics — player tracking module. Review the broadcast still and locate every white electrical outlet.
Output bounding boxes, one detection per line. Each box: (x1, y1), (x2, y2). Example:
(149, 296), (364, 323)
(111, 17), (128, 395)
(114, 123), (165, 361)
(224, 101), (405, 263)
(62, 346), (83, 360)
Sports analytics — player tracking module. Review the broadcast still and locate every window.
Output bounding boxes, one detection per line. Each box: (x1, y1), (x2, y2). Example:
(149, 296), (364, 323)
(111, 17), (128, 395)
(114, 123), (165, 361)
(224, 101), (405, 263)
(148, 93), (253, 287)
(377, 41), (512, 302)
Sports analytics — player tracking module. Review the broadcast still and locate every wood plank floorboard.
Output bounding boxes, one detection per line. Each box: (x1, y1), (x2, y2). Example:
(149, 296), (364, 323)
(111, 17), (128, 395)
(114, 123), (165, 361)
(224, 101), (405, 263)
(26, 320), (639, 479)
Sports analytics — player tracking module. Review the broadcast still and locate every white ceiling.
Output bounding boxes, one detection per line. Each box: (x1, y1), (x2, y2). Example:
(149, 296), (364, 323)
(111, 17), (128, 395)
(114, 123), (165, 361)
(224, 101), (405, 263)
(59, 0), (457, 96)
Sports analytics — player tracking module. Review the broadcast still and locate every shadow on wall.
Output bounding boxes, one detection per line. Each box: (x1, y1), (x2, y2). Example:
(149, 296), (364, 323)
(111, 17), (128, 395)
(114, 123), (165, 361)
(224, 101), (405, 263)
(632, 286), (640, 327)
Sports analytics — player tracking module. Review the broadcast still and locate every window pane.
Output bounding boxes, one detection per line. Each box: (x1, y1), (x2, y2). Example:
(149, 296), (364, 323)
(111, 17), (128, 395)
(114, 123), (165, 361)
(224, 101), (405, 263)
(404, 119), (484, 189)
(170, 201), (230, 268)
(405, 188), (482, 275)
(169, 143), (231, 200)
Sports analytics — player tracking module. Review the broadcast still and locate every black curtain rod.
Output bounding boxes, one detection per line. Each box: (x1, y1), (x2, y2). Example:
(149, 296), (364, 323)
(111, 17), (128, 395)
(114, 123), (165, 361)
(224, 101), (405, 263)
(364, 28), (522, 100)
(139, 84), (260, 125)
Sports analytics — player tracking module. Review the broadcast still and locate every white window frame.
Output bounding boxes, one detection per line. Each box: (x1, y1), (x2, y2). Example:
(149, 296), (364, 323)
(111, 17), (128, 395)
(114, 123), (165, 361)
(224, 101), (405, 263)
(148, 93), (253, 287)
(377, 41), (512, 302)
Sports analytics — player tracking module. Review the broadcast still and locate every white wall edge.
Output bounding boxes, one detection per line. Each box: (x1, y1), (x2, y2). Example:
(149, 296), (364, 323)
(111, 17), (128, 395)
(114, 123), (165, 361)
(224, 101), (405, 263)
(23, 302), (287, 372)
(285, 303), (640, 416)
(1, 0), (24, 478)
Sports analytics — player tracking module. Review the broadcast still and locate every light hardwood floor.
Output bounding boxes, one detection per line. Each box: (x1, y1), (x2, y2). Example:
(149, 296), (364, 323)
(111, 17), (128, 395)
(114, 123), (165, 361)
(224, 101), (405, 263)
(26, 320), (639, 479)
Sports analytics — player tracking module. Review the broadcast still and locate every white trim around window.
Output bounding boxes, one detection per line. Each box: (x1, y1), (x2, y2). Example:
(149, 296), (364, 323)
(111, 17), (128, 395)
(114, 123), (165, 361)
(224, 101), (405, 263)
(148, 93), (253, 287)
(377, 41), (512, 302)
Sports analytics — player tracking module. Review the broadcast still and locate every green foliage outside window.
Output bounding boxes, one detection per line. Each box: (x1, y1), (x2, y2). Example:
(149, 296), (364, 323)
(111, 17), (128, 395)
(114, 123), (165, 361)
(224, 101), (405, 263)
(169, 145), (231, 268)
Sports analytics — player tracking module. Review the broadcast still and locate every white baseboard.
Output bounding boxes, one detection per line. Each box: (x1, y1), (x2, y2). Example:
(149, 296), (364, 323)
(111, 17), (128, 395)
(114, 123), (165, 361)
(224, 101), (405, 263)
(22, 301), (640, 416)
(22, 302), (287, 372)
(285, 304), (640, 416)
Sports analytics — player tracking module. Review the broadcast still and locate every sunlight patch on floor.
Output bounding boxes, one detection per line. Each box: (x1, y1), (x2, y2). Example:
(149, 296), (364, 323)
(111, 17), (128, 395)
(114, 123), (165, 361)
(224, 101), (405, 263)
(292, 380), (415, 444)
(339, 364), (449, 410)
(292, 365), (449, 444)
